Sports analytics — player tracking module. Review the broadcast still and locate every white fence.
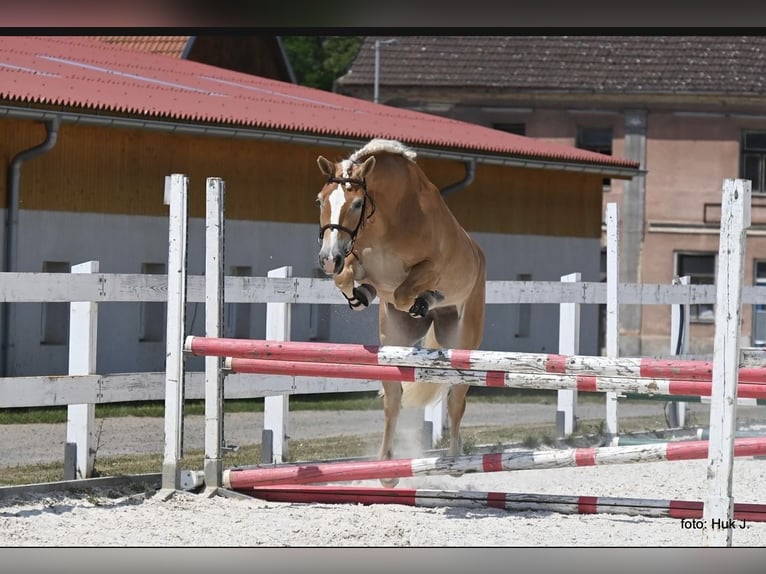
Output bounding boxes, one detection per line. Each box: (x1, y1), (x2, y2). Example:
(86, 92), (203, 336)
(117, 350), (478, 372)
(0, 177), (762, 483)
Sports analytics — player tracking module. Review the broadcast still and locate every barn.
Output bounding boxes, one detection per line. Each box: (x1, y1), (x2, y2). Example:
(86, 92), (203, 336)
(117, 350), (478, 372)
(0, 36), (639, 377)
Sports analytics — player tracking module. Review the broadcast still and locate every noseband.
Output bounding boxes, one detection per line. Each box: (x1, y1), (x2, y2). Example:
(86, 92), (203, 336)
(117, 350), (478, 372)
(318, 175), (376, 257)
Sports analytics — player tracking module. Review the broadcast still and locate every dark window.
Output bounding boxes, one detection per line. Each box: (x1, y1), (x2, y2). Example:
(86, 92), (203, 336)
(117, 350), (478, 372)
(577, 126), (613, 190)
(753, 261), (766, 346)
(741, 131), (766, 193)
(515, 273), (532, 338)
(225, 266), (252, 339)
(139, 263), (166, 342)
(40, 261), (70, 345)
(493, 123), (526, 136)
(677, 253), (716, 322)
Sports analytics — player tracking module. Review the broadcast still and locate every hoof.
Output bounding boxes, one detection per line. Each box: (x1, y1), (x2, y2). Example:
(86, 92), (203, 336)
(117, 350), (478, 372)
(408, 297), (429, 318)
(346, 284), (377, 311)
(380, 477), (399, 488)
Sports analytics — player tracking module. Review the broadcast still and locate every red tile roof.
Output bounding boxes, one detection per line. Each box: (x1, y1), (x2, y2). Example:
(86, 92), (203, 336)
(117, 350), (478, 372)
(89, 36), (191, 58)
(0, 36), (638, 174)
(339, 36), (766, 95)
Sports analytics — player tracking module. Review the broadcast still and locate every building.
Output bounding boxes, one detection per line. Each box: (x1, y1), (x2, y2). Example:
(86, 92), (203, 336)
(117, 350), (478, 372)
(336, 35), (766, 356)
(91, 35), (297, 82)
(0, 36), (637, 377)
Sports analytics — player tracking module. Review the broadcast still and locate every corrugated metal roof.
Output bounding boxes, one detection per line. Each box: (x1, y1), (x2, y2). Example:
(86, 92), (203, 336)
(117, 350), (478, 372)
(0, 36), (638, 173)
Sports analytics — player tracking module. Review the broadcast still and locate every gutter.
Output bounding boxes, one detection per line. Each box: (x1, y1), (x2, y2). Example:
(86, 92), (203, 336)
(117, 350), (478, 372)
(441, 159), (476, 197)
(0, 105), (643, 179)
(1, 117), (60, 376)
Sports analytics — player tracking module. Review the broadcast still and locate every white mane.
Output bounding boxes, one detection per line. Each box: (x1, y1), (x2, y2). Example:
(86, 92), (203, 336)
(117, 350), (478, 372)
(350, 138), (417, 163)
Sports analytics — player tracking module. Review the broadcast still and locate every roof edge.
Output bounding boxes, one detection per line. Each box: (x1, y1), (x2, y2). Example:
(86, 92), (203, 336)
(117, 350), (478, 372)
(0, 104), (640, 179)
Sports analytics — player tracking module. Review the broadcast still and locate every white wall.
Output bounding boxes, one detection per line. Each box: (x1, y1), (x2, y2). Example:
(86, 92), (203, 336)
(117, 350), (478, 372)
(5, 210), (599, 376)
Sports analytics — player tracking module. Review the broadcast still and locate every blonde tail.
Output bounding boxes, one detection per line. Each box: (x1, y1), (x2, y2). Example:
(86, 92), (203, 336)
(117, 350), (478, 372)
(400, 323), (450, 408)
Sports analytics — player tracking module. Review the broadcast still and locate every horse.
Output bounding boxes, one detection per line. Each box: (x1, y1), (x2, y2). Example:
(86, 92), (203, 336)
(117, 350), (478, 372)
(315, 138), (486, 487)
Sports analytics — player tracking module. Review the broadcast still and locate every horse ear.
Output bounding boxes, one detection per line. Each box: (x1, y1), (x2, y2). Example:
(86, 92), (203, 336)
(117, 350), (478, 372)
(317, 156), (334, 177)
(359, 156), (376, 178)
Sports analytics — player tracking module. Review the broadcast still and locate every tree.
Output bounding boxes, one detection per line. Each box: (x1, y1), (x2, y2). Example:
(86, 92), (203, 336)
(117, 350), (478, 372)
(281, 36), (363, 91)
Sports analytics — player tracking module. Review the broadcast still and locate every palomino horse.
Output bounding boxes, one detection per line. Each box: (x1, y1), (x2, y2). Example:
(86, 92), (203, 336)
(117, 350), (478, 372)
(316, 138), (486, 487)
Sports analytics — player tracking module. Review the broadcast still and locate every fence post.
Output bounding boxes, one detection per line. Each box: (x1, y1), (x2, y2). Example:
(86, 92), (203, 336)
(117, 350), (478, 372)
(423, 395), (446, 449)
(264, 266), (292, 463)
(204, 177), (225, 490)
(667, 275), (691, 428)
(702, 178), (751, 546)
(66, 260), (99, 479)
(605, 203), (620, 436)
(162, 173), (189, 492)
(556, 272), (581, 438)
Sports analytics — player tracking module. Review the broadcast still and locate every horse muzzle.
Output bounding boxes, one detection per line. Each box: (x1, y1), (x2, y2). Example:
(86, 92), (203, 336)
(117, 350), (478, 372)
(319, 252), (344, 275)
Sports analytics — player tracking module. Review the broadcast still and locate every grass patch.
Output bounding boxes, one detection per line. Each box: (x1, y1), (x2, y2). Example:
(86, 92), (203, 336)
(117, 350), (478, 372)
(0, 414), (678, 487)
(0, 389), (575, 425)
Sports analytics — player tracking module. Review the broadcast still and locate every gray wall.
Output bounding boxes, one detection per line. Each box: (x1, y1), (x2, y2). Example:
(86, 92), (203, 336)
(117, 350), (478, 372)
(5, 209), (599, 376)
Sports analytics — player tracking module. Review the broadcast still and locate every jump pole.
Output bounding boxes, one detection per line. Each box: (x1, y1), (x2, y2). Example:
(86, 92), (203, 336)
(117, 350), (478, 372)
(161, 174), (189, 492)
(185, 336), (766, 384)
(203, 177), (225, 491)
(220, 356), (766, 400)
(221, 436), (766, 489)
(703, 178), (752, 546)
(245, 485), (766, 522)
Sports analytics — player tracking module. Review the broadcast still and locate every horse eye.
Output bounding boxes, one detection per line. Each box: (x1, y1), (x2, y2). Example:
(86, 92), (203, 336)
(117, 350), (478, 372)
(351, 199), (363, 209)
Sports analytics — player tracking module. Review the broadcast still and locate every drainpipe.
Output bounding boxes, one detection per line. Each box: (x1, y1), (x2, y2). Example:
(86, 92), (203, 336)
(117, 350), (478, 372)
(440, 159), (476, 197)
(1, 118), (60, 376)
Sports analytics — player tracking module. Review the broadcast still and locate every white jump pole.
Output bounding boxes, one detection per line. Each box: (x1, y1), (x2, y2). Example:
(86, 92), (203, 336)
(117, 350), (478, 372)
(702, 178), (751, 546)
(66, 260), (99, 479)
(263, 265), (293, 464)
(605, 202), (620, 436)
(204, 177), (225, 490)
(556, 272), (580, 437)
(162, 173), (189, 492)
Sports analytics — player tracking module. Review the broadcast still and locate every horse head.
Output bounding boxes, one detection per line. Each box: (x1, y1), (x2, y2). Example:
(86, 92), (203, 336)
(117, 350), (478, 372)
(315, 154), (376, 275)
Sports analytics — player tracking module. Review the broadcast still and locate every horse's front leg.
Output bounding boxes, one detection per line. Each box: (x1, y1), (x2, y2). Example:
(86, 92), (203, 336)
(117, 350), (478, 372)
(333, 257), (376, 311)
(377, 379), (402, 488)
(393, 260), (443, 317)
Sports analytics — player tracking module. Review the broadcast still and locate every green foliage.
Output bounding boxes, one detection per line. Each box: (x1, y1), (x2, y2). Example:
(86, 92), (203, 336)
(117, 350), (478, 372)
(281, 36), (364, 91)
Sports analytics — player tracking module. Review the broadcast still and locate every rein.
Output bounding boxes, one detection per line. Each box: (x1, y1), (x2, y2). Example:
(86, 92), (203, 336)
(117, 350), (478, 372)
(318, 175), (376, 257)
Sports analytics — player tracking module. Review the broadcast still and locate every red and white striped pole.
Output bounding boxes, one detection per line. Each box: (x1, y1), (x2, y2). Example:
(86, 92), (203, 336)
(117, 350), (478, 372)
(220, 356), (766, 399)
(247, 485), (766, 522)
(222, 437), (766, 489)
(185, 336), (766, 383)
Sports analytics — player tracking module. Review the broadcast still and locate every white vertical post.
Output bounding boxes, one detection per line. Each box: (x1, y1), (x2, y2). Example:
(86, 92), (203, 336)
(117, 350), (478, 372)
(667, 275), (691, 428)
(605, 203), (620, 436)
(162, 174), (188, 492)
(66, 260), (99, 479)
(264, 266), (292, 463)
(424, 395), (446, 447)
(557, 272), (581, 437)
(204, 177), (225, 490)
(703, 179), (751, 546)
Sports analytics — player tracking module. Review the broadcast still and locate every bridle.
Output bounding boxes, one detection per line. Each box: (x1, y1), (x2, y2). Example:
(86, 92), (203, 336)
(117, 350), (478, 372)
(318, 175), (376, 257)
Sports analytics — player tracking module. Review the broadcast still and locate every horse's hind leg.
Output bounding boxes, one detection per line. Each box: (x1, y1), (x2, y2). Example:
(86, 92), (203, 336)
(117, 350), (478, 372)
(432, 280), (486, 463)
(377, 302), (432, 487)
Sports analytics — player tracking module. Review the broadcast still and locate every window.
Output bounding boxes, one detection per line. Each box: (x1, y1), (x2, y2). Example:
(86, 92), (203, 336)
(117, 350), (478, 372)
(139, 263), (166, 342)
(741, 131), (766, 194)
(225, 266), (252, 339)
(493, 123), (526, 136)
(40, 261), (70, 345)
(753, 261), (766, 346)
(515, 273), (532, 338)
(676, 253), (716, 322)
(576, 126), (613, 190)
